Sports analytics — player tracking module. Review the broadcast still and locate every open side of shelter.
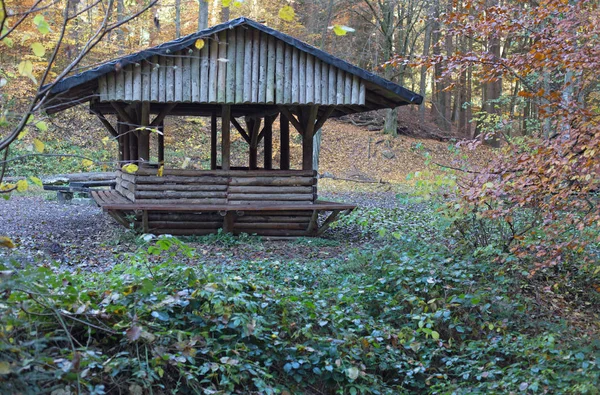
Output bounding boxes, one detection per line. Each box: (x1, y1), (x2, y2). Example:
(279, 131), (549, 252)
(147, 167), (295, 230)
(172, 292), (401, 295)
(42, 17), (422, 237)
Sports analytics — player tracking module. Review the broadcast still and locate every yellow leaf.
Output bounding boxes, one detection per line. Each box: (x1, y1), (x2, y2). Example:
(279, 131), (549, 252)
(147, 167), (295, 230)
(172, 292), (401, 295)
(331, 25), (355, 36)
(157, 165), (164, 177)
(33, 138), (44, 153)
(194, 38), (205, 50)
(81, 159), (94, 168)
(0, 361), (11, 374)
(222, 0), (233, 6)
(0, 183), (15, 191)
(279, 5), (295, 21)
(232, 0), (243, 8)
(35, 121), (48, 132)
(16, 179), (28, 192)
(122, 163), (139, 174)
(31, 42), (45, 57)
(18, 60), (33, 76)
(0, 237), (15, 249)
(29, 176), (43, 187)
(17, 128), (28, 140)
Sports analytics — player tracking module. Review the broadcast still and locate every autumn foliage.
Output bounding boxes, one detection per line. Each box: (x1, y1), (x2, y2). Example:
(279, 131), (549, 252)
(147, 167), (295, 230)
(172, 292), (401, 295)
(419, 0), (600, 270)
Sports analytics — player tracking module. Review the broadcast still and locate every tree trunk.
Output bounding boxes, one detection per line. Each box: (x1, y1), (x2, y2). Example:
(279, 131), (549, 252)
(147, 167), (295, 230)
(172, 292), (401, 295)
(419, 9), (432, 124)
(175, 0), (181, 38)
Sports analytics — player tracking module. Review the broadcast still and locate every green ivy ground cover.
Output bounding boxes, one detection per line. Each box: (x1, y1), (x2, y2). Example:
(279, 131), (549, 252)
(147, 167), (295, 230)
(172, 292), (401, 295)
(0, 204), (598, 394)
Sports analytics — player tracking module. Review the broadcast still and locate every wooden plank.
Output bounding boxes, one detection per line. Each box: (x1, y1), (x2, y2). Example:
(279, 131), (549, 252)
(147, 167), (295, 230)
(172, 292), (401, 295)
(226, 29), (236, 104)
(275, 39), (284, 104)
(98, 74), (108, 101)
(243, 29), (253, 103)
(337, 69), (345, 105)
(314, 58), (321, 104)
(182, 51), (191, 102)
(306, 55), (314, 104)
(228, 193), (313, 201)
(228, 186), (313, 193)
(258, 32), (268, 103)
(166, 55), (174, 102)
(115, 68), (125, 100)
(151, 56), (159, 102)
(231, 117), (251, 144)
(137, 184), (228, 191)
(174, 53), (183, 102)
(236, 216), (310, 224)
(251, 28), (260, 103)
(235, 27), (245, 103)
(217, 30), (227, 103)
(291, 47), (299, 104)
(135, 175), (229, 184)
(284, 44), (292, 104)
(138, 102), (150, 163)
(229, 176), (315, 186)
(158, 121), (164, 164)
(135, 198), (228, 205)
(352, 74), (360, 104)
(124, 66), (133, 101)
(136, 191), (227, 199)
(149, 103), (176, 127)
(222, 212), (234, 233)
(321, 61), (328, 105)
(266, 35), (276, 104)
(106, 72), (115, 101)
(234, 222), (307, 230)
(200, 43), (209, 102)
(299, 51), (306, 103)
(150, 221), (223, 229)
(133, 63), (142, 101)
(99, 201), (355, 211)
(135, 168), (315, 177)
(328, 65), (336, 105)
(278, 106), (304, 135)
(359, 80), (366, 105)
(344, 72), (352, 104)
(158, 56), (166, 102)
(209, 35), (218, 103)
(221, 104), (231, 170)
(191, 48), (200, 102)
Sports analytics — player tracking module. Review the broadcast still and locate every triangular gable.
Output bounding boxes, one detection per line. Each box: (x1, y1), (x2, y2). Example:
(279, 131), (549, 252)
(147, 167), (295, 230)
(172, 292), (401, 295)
(45, 18), (422, 112)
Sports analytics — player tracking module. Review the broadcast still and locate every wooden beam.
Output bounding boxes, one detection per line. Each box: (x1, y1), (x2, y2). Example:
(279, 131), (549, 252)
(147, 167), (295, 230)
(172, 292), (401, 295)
(211, 111), (217, 170)
(221, 105), (231, 170)
(118, 116), (129, 163)
(138, 102), (150, 164)
(230, 117), (251, 144)
(158, 121), (165, 165)
(302, 105), (319, 170)
(247, 117), (261, 170)
(150, 103), (177, 127)
(278, 106), (304, 136)
(127, 106), (138, 162)
(280, 112), (290, 170)
(91, 110), (118, 137)
(110, 102), (136, 126)
(263, 115), (274, 170)
(314, 106), (335, 132)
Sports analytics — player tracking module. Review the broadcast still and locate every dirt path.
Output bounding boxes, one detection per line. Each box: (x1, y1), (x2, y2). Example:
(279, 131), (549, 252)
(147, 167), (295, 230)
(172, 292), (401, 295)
(0, 192), (396, 271)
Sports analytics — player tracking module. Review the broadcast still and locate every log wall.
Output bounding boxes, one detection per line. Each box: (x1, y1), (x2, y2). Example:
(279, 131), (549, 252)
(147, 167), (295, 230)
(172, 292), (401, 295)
(114, 168), (318, 236)
(115, 169), (317, 205)
(98, 26), (366, 106)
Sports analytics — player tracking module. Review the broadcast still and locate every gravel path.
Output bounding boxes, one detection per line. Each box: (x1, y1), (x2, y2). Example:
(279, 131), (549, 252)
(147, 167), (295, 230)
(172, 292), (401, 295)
(1, 192), (403, 271)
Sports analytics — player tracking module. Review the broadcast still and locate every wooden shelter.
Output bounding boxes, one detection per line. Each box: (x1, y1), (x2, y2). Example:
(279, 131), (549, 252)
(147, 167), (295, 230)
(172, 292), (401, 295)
(42, 18), (422, 237)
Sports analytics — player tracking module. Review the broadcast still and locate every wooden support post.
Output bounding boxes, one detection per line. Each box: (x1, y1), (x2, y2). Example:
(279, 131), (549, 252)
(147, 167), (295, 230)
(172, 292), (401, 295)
(263, 115), (274, 170)
(138, 102), (150, 165)
(211, 111), (217, 170)
(221, 105), (231, 170)
(158, 121), (165, 165)
(280, 112), (290, 170)
(302, 106), (319, 170)
(222, 211), (234, 234)
(142, 210), (149, 233)
(127, 106), (138, 163)
(247, 117), (261, 170)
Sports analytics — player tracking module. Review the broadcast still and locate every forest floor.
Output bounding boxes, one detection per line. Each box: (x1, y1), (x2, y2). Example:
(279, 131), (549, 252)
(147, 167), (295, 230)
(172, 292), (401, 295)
(0, 189), (401, 272)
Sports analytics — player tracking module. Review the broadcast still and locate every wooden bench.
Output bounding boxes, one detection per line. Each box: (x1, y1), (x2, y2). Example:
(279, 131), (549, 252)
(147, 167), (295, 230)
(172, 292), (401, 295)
(91, 190), (355, 237)
(44, 180), (116, 203)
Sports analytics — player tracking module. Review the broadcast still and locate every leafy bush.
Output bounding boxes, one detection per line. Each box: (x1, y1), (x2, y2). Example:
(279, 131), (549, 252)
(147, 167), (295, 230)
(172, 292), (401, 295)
(1, 226), (598, 394)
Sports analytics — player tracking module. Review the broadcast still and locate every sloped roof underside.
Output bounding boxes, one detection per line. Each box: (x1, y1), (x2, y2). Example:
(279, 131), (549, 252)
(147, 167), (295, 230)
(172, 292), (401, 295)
(43, 18), (423, 117)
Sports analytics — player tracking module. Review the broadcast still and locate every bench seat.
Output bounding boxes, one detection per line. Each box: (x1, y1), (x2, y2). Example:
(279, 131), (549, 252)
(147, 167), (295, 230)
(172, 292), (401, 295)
(91, 190), (355, 237)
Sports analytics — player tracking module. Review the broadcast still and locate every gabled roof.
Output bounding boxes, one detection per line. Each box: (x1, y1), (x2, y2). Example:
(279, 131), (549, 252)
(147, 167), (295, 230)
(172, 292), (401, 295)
(43, 17), (422, 115)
